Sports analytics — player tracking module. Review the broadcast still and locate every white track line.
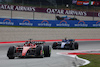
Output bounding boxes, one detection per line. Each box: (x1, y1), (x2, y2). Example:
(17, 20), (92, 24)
(57, 52), (90, 67)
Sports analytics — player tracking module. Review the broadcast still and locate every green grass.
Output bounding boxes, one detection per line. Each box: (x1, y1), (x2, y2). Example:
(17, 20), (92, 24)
(78, 54), (100, 67)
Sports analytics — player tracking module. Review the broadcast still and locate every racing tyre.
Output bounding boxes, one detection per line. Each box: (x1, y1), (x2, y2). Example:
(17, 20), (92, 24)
(74, 42), (79, 50)
(7, 46), (16, 59)
(52, 42), (57, 49)
(70, 43), (75, 50)
(44, 45), (51, 57)
(36, 46), (44, 58)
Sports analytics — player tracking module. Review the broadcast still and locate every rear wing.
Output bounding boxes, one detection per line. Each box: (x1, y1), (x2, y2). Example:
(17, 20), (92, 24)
(62, 39), (75, 42)
(33, 41), (45, 44)
(68, 39), (75, 42)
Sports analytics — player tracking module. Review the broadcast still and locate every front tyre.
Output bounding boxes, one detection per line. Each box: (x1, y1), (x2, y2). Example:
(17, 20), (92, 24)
(52, 42), (57, 49)
(44, 45), (51, 57)
(36, 46), (44, 58)
(7, 46), (16, 59)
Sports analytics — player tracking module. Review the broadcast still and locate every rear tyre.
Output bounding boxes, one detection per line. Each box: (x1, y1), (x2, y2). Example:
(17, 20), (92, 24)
(70, 43), (75, 50)
(7, 46), (16, 59)
(74, 42), (79, 50)
(44, 45), (51, 57)
(52, 42), (57, 49)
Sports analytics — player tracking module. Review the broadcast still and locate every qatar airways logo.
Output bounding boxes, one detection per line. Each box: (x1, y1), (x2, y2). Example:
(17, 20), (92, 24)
(46, 8), (87, 16)
(19, 19), (33, 26)
(56, 20), (70, 27)
(0, 19), (14, 25)
(0, 4), (35, 12)
(74, 21), (88, 27)
(38, 20), (51, 27)
(93, 21), (100, 27)
(98, 13), (100, 17)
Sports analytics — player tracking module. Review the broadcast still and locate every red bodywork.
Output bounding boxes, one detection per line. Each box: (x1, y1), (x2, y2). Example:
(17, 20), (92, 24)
(16, 43), (37, 56)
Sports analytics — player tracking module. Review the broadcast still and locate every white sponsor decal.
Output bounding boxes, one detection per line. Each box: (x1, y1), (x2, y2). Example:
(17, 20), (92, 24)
(38, 23), (51, 27)
(98, 13), (100, 17)
(0, 5), (14, 10)
(15, 6), (35, 11)
(46, 8), (87, 16)
(19, 23), (33, 26)
(56, 23), (70, 27)
(93, 24), (100, 26)
(75, 24), (88, 27)
(47, 8), (64, 14)
(65, 10), (87, 16)
(0, 22), (14, 25)
(0, 4), (35, 11)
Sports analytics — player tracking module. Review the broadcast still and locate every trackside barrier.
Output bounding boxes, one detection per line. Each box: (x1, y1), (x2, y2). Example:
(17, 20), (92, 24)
(0, 18), (100, 27)
(0, 39), (100, 44)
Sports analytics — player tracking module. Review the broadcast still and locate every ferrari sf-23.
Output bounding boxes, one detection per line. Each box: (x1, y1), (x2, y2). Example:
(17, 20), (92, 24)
(7, 39), (51, 59)
(52, 39), (79, 50)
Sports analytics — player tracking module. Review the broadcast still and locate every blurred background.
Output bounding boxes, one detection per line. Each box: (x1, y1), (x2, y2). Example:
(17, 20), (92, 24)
(0, 0), (100, 20)
(0, 0), (100, 10)
(0, 0), (100, 41)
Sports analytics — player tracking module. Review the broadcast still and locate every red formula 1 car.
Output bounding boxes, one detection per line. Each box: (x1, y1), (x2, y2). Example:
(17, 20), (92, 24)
(7, 39), (51, 59)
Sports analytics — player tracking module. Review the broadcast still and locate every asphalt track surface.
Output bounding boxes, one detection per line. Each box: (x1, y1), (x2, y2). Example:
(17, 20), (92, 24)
(0, 41), (100, 67)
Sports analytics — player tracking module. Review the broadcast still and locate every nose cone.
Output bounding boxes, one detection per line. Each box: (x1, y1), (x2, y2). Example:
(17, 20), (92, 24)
(22, 46), (30, 56)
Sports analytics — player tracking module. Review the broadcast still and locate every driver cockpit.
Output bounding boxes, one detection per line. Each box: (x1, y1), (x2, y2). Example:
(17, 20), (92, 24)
(62, 37), (69, 42)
